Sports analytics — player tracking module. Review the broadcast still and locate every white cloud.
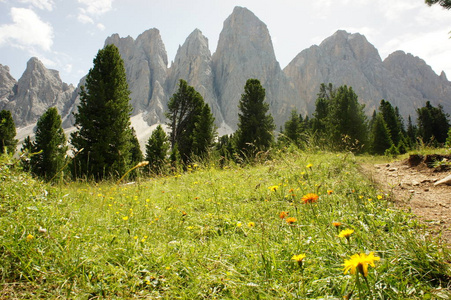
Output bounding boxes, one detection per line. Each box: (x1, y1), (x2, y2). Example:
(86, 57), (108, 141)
(77, 13), (94, 24)
(18, 0), (55, 11)
(78, 0), (113, 16)
(97, 23), (105, 31)
(0, 7), (53, 51)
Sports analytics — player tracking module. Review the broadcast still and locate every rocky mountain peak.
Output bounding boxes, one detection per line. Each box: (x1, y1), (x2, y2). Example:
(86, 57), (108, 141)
(0, 64), (17, 106)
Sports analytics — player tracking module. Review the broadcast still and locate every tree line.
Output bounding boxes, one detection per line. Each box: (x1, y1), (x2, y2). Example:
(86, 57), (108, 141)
(1, 44), (450, 181)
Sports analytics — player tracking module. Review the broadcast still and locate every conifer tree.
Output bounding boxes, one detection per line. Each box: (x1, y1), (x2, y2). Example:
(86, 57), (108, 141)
(312, 83), (335, 134)
(71, 44), (133, 180)
(379, 100), (402, 146)
(235, 79), (275, 156)
(326, 85), (368, 151)
(282, 109), (302, 146)
(130, 127), (143, 165)
(370, 113), (393, 155)
(0, 110), (17, 154)
(31, 107), (67, 180)
(145, 125), (170, 174)
(166, 79), (211, 163)
(192, 103), (216, 159)
(417, 101), (450, 144)
(406, 115), (418, 146)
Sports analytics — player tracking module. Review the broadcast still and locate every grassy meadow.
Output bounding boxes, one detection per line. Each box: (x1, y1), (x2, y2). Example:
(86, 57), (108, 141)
(0, 149), (450, 299)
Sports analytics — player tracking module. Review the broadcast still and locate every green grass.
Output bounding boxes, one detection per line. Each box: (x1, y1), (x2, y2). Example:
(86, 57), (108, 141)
(0, 150), (450, 299)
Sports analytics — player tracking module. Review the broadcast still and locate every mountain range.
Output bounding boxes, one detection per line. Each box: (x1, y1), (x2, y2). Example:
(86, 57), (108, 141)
(1, 6), (450, 145)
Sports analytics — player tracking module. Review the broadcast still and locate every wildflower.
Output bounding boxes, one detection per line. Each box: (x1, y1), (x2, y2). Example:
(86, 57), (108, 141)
(236, 222), (242, 227)
(327, 189), (333, 195)
(338, 228), (354, 239)
(248, 222), (255, 227)
(301, 193), (319, 204)
(377, 194), (383, 200)
(343, 252), (380, 277)
(306, 163), (313, 169)
(286, 217), (297, 225)
(26, 234), (34, 242)
(268, 185), (278, 192)
(291, 254), (306, 267)
(279, 211), (289, 219)
(182, 211), (187, 216)
(332, 222), (342, 228)
(122, 216), (129, 221)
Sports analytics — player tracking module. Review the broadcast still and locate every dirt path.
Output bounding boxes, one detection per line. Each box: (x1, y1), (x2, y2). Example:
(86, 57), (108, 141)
(360, 155), (451, 245)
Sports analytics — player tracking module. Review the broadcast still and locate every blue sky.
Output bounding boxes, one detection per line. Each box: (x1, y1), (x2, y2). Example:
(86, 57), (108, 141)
(1, 0), (451, 85)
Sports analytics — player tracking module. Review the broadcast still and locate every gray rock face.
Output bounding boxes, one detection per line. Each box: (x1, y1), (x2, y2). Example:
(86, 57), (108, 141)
(3, 57), (74, 127)
(168, 29), (224, 126)
(212, 6), (302, 129)
(0, 64), (17, 108)
(105, 29), (169, 124)
(284, 30), (451, 118)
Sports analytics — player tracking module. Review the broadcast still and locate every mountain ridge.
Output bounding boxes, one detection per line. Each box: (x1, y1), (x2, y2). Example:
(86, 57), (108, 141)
(1, 6), (450, 144)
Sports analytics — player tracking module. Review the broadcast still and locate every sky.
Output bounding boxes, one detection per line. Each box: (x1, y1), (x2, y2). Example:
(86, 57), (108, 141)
(1, 0), (451, 86)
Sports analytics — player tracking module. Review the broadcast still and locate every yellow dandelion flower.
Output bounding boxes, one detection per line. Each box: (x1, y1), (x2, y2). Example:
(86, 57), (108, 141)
(301, 193), (319, 204)
(291, 254), (306, 267)
(327, 189), (333, 195)
(122, 216), (129, 221)
(343, 252), (380, 277)
(248, 222), (255, 227)
(377, 194), (383, 200)
(268, 185), (279, 192)
(306, 163), (313, 168)
(338, 228), (354, 239)
(286, 217), (297, 225)
(26, 234), (34, 242)
(236, 222), (242, 227)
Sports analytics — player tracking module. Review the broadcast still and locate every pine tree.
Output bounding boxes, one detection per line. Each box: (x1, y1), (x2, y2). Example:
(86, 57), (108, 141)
(406, 115), (418, 146)
(282, 109), (302, 146)
(31, 107), (67, 180)
(326, 85), (368, 152)
(235, 79), (275, 156)
(166, 79), (206, 163)
(370, 113), (393, 155)
(312, 83), (335, 134)
(145, 125), (170, 174)
(379, 100), (402, 146)
(70, 44), (133, 180)
(417, 101), (450, 144)
(0, 110), (17, 154)
(130, 127), (143, 165)
(192, 103), (216, 159)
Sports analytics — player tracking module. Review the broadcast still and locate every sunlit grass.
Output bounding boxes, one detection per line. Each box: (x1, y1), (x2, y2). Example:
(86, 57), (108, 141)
(0, 150), (450, 299)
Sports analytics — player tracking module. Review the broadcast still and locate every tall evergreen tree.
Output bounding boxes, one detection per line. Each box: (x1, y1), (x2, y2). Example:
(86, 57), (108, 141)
(235, 79), (275, 156)
(326, 85), (368, 151)
(417, 101), (450, 144)
(71, 44), (133, 180)
(312, 83), (335, 134)
(30, 107), (67, 180)
(282, 109), (302, 146)
(370, 113), (393, 155)
(0, 110), (17, 154)
(406, 115), (418, 146)
(192, 103), (216, 159)
(166, 79), (207, 163)
(379, 100), (402, 146)
(145, 125), (170, 174)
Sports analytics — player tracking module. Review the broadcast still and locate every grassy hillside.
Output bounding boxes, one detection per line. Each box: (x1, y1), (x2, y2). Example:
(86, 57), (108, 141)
(0, 150), (450, 299)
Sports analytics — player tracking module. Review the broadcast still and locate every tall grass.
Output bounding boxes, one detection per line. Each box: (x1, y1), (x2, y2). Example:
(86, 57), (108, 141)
(0, 150), (449, 299)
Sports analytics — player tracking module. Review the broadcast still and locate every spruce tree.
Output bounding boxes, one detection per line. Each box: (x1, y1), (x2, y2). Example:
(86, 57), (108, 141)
(192, 103), (216, 159)
(379, 100), (401, 146)
(326, 85), (368, 152)
(145, 125), (170, 174)
(235, 79), (275, 156)
(0, 110), (17, 154)
(166, 79), (206, 163)
(282, 109), (302, 146)
(31, 107), (67, 180)
(417, 101), (450, 144)
(71, 44), (133, 180)
(370, 113), (393, 155)
(406, 115), (418, 146)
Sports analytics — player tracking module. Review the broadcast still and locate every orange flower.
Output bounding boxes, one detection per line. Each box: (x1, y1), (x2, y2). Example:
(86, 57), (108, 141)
(286, 217), (297, 224)
(301, 193), (319, 204)
(327, 190), (333, 195)
(279, 211), (289, 219)
(332, 222), (342, 228)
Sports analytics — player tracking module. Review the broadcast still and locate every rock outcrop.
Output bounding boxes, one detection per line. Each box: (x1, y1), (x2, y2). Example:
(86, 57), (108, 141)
(0, 64), (17, 108)
(167, 29), (225, 127)
(3, 57), (74, 127)
(213, 6), (302, 129)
